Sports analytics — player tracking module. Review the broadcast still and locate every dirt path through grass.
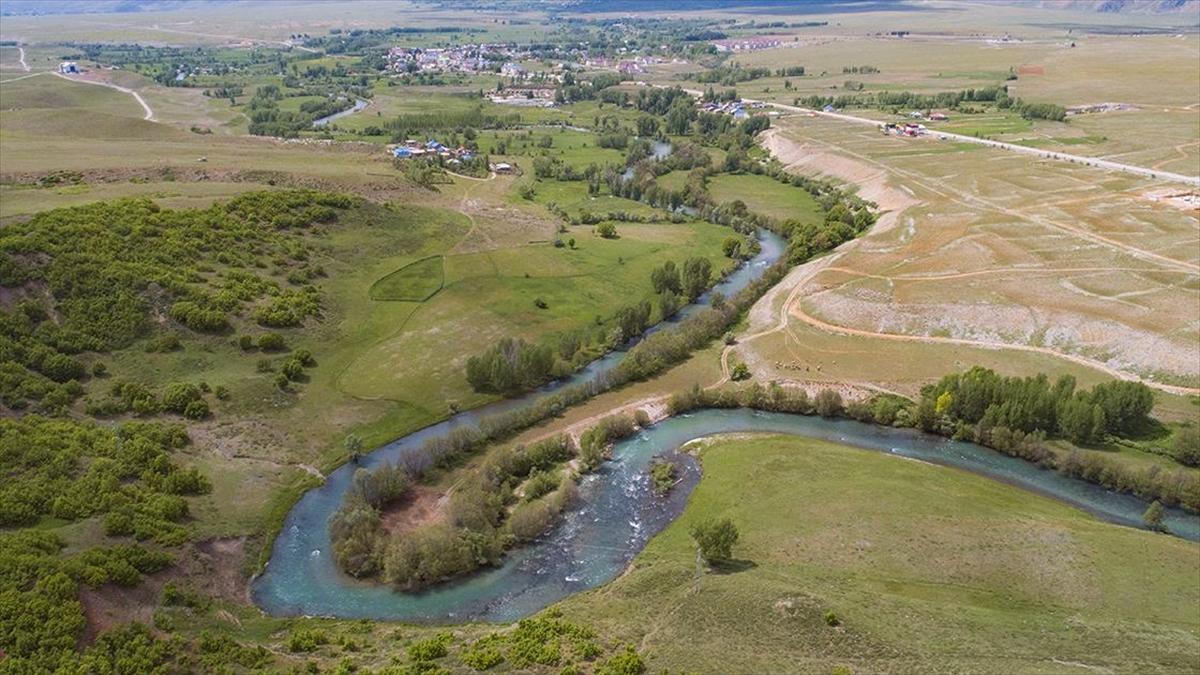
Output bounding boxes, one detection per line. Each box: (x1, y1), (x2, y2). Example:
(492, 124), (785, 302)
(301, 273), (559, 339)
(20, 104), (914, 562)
(52, 71), (155, 121)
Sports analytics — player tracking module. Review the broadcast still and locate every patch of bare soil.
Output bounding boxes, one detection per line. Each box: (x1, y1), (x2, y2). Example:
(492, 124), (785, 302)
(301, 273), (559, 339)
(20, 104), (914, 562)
(379, 484), (445, 537)
(79, 536), (252, 645)
(1141, 188), (1200, 212)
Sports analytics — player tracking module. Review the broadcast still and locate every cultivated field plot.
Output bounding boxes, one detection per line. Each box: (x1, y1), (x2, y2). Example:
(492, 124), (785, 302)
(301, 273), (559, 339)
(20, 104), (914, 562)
(737, 113), (1200, 401)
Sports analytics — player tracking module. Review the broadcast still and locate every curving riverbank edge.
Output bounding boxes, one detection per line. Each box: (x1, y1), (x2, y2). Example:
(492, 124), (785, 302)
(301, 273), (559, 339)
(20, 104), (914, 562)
(251, 408), (1198, 623)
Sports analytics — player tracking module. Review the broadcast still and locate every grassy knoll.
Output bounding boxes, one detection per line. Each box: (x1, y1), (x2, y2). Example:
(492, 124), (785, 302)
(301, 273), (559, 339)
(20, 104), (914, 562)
(706, 172), (825, 223)
(369, 255), (445, 301)
(557, 434), (1200, 674)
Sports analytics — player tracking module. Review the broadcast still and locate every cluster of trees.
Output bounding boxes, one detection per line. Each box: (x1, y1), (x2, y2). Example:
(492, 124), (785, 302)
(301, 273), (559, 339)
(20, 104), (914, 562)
(691, 65), (773, 85)
(381, 434), (580, 589)
(0, 416), (209, 541)
(797, 84), (1066, 121)
(797, 84), (1009, 112)
(616, 260), (788, 383)
(914, 368), (1155, 444)
(0, 191), (349, 411)
(465, 337), (557, 395)
(650, 257), (713, 304)
(84, 380), (213, 420)
(665, 373), (1198, 514)
(246, 85), (363, 137)
(382, 105), (522, 141)
(330, 410), (648, 588)
(328, 463), (411, 576)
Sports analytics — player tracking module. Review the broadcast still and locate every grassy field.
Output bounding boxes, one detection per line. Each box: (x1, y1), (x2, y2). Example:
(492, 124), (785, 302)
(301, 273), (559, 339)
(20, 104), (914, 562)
(556, 434), (1200, 674)
(337, 217), (735, 408)
(369, 255), (445, 301)
(707, 172), (826, 223)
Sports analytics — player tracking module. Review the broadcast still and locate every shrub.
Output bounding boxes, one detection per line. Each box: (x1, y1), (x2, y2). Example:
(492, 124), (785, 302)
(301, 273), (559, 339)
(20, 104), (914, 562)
(649, 460), (676, 495)
(595, 222), (617, 239)
(408, 632), (453, 661)
(257, 333), (286, 351)
(161, 382), (202, 414)
(522, 470), (560, 502)
(286, 629), (329, 653)
(597, 646), (645, 675)
(182, 399), (210, 420)
(1172, 426), (1200, 467)
(1143, 500), (1166, 532)
(633, 409), (651, 428)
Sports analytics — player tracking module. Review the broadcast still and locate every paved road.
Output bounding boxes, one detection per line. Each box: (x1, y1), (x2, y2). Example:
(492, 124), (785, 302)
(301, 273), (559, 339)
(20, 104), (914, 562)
(677, 86), (1200, 187)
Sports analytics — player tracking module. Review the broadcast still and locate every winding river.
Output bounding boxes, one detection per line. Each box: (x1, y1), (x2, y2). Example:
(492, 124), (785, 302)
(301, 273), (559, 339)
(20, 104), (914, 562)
(251, 226), (1198, 622)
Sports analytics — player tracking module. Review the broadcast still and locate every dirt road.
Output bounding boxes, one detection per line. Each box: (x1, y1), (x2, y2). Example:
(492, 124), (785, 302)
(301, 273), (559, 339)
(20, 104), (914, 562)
(52, 71), (155, 121)
(674, 86), (1200, 186)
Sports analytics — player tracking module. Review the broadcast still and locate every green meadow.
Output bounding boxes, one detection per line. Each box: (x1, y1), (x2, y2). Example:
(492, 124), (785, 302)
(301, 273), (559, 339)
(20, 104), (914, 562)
(558, 434), (1200, 674)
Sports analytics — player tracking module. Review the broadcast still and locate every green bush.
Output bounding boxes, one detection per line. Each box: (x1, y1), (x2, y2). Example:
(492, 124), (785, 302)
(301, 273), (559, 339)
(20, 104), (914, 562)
(286, 628), (329, 653)
(408, 632), (453, 661)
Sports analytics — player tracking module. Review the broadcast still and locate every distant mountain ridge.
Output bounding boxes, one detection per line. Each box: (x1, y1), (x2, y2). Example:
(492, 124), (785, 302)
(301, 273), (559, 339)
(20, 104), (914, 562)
(1015, 0), (1197, 14)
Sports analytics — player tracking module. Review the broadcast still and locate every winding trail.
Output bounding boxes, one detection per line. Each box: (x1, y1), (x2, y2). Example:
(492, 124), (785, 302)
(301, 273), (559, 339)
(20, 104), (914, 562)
(17, 46), (30, 71)
(51, 71), (155, 121)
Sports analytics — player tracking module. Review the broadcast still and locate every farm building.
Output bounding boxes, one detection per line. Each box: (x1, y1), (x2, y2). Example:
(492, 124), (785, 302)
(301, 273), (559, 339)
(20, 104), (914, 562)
(58, 61), (78, 74)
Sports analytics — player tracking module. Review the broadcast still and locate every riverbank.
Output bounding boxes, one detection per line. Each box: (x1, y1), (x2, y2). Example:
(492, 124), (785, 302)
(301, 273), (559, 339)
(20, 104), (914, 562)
(252, 406), (1198, 621)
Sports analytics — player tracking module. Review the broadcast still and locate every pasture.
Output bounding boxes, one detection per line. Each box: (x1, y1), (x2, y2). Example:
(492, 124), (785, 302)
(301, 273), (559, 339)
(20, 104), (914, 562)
(706, 172), (825, 223)
(556, 434), (1200, 673)
(369, 255), (445, 301)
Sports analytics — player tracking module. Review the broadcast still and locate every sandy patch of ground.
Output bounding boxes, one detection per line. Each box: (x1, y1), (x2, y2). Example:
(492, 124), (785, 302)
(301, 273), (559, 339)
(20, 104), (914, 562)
(79, 536), (251, 644)
(379, 484), (444, 537)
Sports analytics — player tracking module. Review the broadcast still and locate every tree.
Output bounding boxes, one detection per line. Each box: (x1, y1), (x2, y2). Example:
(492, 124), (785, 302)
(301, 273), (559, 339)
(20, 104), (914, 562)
(721, 236), (742, 258)
(345, 434), (364, 460)
(681, 257), (712, 301)
(1143, 500), (1166, 533)
(815, 389), (844, 418)
(596, 222), (618, 239)
(1172, 425), (1200, 467)
(659, 291), (681, 319)
(650, 261), (681, 295)
(690, 517), (739, 563)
